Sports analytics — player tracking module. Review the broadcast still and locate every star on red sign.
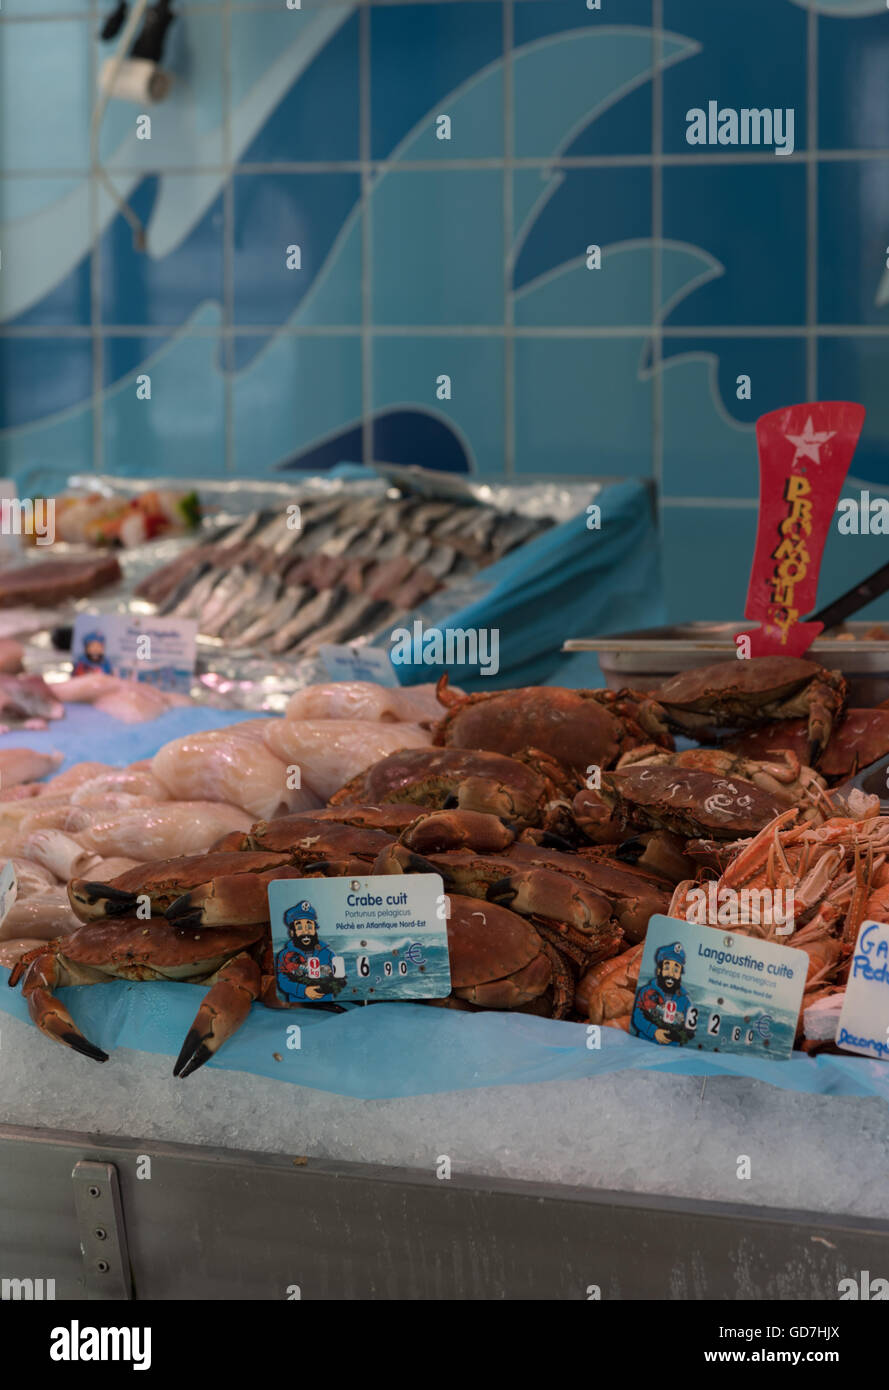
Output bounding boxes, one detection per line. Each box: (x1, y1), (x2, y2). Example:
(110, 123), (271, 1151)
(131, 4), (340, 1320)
(784, 415), (836, 465)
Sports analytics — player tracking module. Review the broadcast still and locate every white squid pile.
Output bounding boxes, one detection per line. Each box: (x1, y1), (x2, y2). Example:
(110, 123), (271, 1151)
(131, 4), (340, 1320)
(0, 680), (447, 968)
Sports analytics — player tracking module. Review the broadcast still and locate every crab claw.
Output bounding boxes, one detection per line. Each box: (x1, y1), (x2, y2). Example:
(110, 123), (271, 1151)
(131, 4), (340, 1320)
(11, 949), (108, 1062)
(174, 950), (261, 1078)
(371, 843), (440, 877)
(487, 868), (615, 935)
(67, 879), (138, 920)
(166, 865), (307, 929)
(164, 893), (203, 930)
(29, 988), (109, 1062)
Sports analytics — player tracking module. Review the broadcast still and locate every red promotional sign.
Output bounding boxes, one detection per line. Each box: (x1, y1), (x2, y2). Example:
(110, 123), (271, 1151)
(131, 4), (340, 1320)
(741, 401), (866, 657)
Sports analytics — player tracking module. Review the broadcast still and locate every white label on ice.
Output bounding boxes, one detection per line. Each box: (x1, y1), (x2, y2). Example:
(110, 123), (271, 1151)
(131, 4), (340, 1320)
(0, 860), (18, 927)
(837, 920), (889, 1062)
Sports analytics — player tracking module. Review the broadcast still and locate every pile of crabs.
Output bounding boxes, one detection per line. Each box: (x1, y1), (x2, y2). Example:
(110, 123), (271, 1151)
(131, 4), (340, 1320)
(12, 654), (889, 1076)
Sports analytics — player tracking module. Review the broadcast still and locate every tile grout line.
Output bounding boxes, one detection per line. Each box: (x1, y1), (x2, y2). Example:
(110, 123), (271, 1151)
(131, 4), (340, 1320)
(223, 0), (235, 476)
(662, 496), (759, 509)
(6, 324), (889, 338)
(12, 148), (889, 178)
(3, 0), (549, 16)
(806, 6), (818, 402)
(651, 0), (663, 501)
(503, 0), (514, 478)
(360, 3), (373, 470)
(89, 0), (103, 477)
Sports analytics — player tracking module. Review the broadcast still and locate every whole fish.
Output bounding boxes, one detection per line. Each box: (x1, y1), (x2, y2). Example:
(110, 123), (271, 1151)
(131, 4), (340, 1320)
(268, 587), (342, 654)
(297, 595), (396, 655)
(218, 572), (283, 641)
(235, 586), (307, 648)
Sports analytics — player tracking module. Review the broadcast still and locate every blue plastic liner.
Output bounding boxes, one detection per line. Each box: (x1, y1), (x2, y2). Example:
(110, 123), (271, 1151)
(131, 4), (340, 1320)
(1, 979), (886, 1102)
(0, 701), (262, 774)
(385, 478), (664, 690)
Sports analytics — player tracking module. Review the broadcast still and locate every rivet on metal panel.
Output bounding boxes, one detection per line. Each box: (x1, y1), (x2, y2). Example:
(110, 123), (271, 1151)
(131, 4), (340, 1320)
(72, 1161), (133, 1301)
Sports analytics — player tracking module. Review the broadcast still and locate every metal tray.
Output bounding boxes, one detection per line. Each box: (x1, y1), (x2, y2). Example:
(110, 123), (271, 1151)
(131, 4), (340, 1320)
(564, 621), (889, 705)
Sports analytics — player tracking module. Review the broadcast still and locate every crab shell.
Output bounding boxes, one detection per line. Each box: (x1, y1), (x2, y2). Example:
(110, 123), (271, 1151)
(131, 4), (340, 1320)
(724, 708), (889, 782)
(444, 894), (553, 1009)
(506, 841), (671, 943)
(598, 765), (788, 840)
(432, 675), (670, 775)
(650, 656), (847, 760)
(328, 746), (564, 829)
(290, 803), (434, 832)
(14, 918), (263, 984)
(399, 809), (515, 854)
(376, 841), (669, 946)
(575, 942), (644, 1027)
(241, 817), (395, 860)
(374, 843), (632, 963)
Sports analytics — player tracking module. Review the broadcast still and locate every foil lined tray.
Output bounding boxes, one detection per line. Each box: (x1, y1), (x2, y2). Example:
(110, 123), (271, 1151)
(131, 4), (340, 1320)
(16, 468), (603, 711)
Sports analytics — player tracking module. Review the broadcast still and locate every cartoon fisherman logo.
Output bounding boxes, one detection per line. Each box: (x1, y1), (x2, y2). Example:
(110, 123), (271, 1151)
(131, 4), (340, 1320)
(73, 629), (112, 677)
(275, 899), (347, 1003)
(632, 941), (697, 1047)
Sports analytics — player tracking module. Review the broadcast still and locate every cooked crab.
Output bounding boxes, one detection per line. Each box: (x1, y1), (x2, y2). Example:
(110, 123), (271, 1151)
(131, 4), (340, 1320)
(574, 764), (788, 844)
(724, 707), (889, 782)
(649, 656), (847, 763)
(8, 919), (272, 1077)
(329, 745), (573, 831)
(432, 674), (670, 775)
(614, 744), (826, 809)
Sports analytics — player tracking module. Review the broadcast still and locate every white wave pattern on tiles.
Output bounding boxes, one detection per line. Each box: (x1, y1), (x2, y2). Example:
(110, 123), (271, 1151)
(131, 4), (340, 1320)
(4, 22), (713, 489)
(0, 5), (354, 322)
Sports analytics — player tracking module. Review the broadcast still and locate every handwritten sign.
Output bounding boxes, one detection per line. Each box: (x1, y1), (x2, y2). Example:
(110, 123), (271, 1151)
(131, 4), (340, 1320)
(742, 401), (865, 657)
(837, 919), (889, 1062)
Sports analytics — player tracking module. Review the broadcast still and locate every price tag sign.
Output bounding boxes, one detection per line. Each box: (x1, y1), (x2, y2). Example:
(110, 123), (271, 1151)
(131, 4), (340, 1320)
(267, 874), (450, 1003)
(71, 614), (197, 693)
(319, 644), (400, 687)
(836, 920), (889, 1062)
(0, 860), (17, 928)
(630, 915), (808, 1060)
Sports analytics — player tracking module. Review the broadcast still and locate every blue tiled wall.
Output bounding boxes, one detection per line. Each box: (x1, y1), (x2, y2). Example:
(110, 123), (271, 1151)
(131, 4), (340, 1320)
(2, 0), (889, 622)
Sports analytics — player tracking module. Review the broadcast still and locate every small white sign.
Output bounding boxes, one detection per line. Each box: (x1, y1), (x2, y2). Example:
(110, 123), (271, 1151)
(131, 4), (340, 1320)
(71, 613), (197, 693)
(837, 919), (889, 1062)
(319, 644), (399, 687)
(0, 860), (18, 928)
(268, 874), (450, 1003)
